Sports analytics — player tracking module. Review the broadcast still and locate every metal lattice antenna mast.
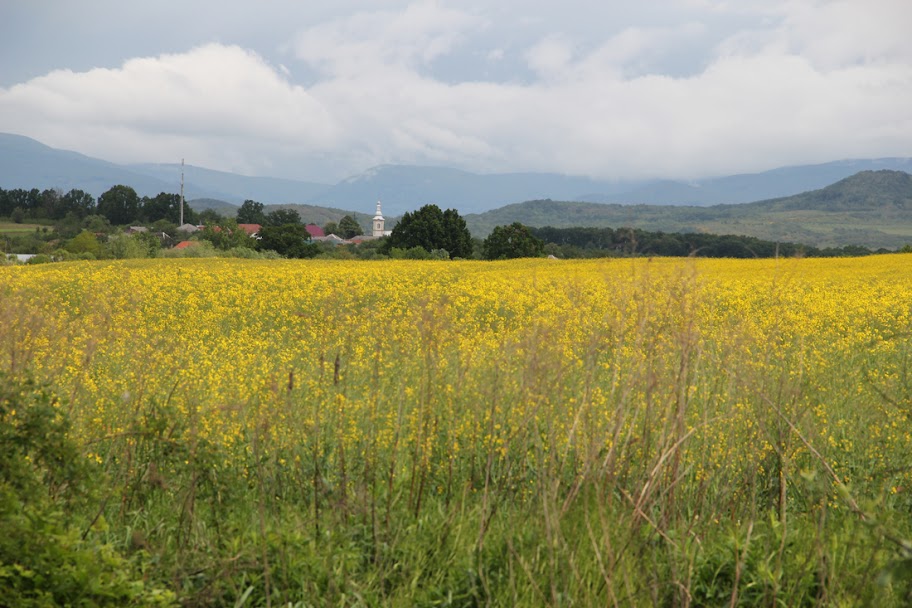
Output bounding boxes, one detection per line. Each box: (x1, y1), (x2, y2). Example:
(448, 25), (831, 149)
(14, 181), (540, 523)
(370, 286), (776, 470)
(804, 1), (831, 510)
(179, 159), (185, 226)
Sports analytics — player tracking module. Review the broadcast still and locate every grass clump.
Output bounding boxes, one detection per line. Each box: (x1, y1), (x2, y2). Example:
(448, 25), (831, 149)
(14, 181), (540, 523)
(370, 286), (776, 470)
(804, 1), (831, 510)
(0, 372), (176, 607)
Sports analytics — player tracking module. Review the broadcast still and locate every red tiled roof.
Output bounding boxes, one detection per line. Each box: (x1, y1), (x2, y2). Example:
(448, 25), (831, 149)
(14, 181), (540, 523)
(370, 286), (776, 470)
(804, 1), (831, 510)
(305, 224), (325, 238)
(173, 240), (199, 250)
(237, 223), (261, 235)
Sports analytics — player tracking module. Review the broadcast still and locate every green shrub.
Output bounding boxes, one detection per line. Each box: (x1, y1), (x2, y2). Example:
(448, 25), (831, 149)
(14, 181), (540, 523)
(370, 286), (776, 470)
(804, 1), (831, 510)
(106, 234), (150, 259)
(389, 245), (433, 259)
(0, 373), (176, 607)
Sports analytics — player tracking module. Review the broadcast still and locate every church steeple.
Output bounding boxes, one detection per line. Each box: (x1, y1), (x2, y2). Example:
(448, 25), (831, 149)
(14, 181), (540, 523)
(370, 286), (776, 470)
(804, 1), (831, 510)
(372, 199), (385, 237)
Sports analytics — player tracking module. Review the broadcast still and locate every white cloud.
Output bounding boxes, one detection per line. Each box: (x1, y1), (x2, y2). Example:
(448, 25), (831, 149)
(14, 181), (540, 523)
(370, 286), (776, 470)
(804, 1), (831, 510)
(0, 44), (337, 174)
(713, 0), (912, 68)
(561, 22), (707, 80)
(525, 36), (575, 80)
(775, 0), (912, 69)
(292, 2), (484, 76)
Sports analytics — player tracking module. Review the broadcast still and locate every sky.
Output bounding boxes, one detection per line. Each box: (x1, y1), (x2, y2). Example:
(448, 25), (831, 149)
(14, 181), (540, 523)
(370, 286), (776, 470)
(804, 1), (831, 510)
(1, 0), (910, 184)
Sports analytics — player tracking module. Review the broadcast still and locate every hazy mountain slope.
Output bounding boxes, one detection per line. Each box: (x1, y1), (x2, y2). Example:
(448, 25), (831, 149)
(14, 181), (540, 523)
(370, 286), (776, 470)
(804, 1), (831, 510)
(130, 163), (331, 205)
(263, 203), (367, 227)
(186, 199), (366, 226)
(4, 132), (912, 221)
(310, 165), (634, 215)
(0, 132), (330, 204)
(187, 198), (239, 216)
(741, 169), (912, 212)
(466, 170), (912, 249)
(582, 159), (912, 206)
(0, 132), (178, 197)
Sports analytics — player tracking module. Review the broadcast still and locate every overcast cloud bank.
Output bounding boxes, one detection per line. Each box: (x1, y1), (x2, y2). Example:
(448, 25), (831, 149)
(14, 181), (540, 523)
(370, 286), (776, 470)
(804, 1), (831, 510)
(1, 0), (910, 182)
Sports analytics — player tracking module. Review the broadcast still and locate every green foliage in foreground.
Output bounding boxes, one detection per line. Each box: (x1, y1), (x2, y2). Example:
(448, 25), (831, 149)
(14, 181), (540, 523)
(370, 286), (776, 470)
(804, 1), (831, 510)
(0, 373), (175, 607)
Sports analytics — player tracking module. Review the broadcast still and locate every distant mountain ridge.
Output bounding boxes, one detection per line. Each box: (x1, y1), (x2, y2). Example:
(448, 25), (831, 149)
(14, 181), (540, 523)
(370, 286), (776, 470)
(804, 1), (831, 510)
(2, 132), (912, 218)
(465, 170), (912, 249)
(0, 133), (331, 205)
(129, 163), (329, 206)
(313, 164), (630, 215)
(740, 169), (912, 212)
(0, 132), (180, 198)
(580, 159), (912, 206)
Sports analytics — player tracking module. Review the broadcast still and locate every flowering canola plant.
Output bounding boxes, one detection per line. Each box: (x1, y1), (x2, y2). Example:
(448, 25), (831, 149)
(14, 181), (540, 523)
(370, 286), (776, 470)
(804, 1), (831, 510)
(2, 256), (911, 516)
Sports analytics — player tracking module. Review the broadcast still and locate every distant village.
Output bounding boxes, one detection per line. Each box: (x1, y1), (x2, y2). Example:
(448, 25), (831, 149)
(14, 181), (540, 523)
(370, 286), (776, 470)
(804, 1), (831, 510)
(169, 200), (393, 251)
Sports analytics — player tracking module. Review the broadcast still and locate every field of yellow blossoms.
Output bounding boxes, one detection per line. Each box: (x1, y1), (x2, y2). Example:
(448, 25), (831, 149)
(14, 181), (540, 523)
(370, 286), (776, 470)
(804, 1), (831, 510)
(3, 256), (912, 606)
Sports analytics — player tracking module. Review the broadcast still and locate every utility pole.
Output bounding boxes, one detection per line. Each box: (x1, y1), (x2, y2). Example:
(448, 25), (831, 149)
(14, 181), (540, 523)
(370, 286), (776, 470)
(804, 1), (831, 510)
(179, 158), (185, 226)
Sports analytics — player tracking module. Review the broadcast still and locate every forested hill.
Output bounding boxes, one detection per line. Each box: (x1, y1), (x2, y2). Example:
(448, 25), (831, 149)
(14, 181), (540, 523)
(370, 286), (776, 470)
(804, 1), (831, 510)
(736, 169), (912, 212)
(465, 170), (912, 249)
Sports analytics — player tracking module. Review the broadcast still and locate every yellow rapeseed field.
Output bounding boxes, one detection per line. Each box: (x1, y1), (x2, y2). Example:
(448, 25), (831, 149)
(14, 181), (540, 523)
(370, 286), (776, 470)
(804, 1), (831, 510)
(6, 255), (912, 604)
(2, 255), (911, 507)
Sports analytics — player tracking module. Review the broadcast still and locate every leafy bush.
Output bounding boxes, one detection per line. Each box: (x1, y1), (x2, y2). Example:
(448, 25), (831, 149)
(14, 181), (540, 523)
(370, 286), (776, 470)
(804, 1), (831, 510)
(106, 234), (151, 259)
(159, 241), (218, 258)
(389, 245), (433, 259)
(0, 373), (176, 606)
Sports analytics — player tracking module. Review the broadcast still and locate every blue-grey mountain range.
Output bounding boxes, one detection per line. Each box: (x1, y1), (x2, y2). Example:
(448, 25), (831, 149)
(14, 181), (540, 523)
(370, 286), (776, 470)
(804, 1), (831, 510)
(2, 132), (911, 216)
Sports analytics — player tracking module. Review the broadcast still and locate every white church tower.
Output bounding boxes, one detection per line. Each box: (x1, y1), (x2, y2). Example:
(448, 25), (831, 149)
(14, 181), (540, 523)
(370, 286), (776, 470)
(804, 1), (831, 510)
(372, 200), (385, 237)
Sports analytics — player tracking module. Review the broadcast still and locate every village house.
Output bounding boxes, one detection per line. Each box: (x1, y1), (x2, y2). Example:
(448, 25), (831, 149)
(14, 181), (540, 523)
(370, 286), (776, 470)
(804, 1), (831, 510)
(237, 223), (261, 237)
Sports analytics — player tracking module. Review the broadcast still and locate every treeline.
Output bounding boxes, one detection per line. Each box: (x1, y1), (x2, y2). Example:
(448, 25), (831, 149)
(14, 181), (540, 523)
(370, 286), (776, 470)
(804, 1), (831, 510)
(0, 185), (367, 238)
(0, 185), (210, 226)
(3, 183), (901, 261)
(530, 226), (889, 258)
(0, 183), (392, 262)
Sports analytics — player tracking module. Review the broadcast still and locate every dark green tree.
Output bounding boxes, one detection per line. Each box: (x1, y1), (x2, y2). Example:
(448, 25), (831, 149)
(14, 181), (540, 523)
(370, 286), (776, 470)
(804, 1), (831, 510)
(441, 208), (473, 258)
(323, 221), (339, 236)
(337, 215), (364, 239)
(60, 189), (96, 219)
(96, 185), (141, 225)
(141, 192), (198, 224)
(36, 188), (62, 219)
(482, 222), (545, 259)
(265, 208), (301, 226)
(3, 189), (40, 219)
(382, 204), (472, 258)
(256, 224), (318, 258)
(236, 199), (266, 224)
(82, 214), (114, 235)
(198, 208), (224, 224)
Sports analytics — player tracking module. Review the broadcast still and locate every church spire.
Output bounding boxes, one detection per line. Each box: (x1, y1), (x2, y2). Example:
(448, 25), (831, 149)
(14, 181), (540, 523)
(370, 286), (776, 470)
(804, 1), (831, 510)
(372, 199), (385, 237)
